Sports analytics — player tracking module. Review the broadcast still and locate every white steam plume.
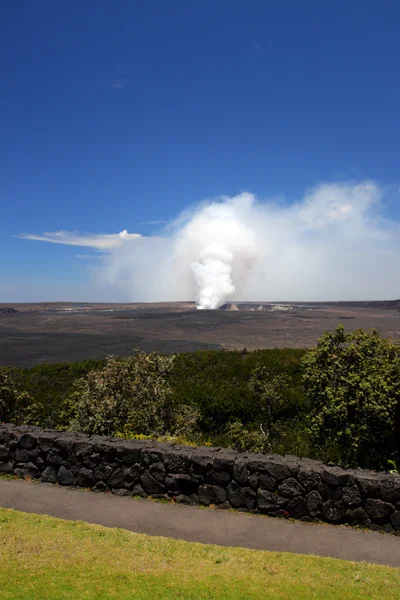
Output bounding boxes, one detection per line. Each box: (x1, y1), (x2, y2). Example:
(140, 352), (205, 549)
(182, 197), (258, 308)
(192, 244), (235, 309)
(92, 181), (400, 305)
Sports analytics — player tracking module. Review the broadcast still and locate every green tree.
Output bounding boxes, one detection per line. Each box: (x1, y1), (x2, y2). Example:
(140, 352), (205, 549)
(302, 325), (400, 468)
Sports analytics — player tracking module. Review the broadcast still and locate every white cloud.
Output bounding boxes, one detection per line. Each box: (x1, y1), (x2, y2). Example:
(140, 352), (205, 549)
(20, 180), (400, 305)
(139, 220), (168, 226)
(297, 181), (380, 227)
(19, 229), (141, 250)
(101, 181), (400, 305)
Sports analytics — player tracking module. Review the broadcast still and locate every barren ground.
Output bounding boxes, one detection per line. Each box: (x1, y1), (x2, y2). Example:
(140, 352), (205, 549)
(0, 301), (399, 367)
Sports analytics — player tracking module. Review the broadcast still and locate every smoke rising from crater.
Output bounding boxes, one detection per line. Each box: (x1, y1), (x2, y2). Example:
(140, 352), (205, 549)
(101, 181), (399, 306)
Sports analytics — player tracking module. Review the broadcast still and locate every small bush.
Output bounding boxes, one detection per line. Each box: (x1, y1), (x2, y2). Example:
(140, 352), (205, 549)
(302, 325), (400, 468)
(225, 421), (270, 454)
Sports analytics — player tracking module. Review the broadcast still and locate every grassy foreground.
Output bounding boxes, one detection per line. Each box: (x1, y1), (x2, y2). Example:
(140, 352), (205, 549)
(0, 509), (399, 600)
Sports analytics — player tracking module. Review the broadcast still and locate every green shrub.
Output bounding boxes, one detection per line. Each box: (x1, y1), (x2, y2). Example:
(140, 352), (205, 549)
(64, 352), (199, 438)
(302, 325), (400, 468)
(225, 421), (270, 454)
(224, 367), (298, 455)
(170, 349), (306, 430)
(0, 369), (41, 425)
(6, 359), (106, 428)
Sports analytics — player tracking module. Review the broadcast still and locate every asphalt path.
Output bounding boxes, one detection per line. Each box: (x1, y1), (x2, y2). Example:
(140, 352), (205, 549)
(1, 479), (399, 567)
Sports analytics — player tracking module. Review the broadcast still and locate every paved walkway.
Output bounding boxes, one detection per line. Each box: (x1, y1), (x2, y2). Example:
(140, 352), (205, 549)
(1, 479), (399, 567)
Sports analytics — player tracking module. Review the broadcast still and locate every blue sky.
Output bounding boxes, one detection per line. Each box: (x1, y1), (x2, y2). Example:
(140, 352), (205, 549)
(1, 1), (400, 302)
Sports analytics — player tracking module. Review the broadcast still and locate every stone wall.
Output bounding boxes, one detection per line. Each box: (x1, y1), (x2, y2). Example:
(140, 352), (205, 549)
(1, 423), (399, 533)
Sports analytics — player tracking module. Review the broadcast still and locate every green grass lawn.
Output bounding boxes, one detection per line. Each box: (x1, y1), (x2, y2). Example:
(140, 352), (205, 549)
(0, 509), (399, 599)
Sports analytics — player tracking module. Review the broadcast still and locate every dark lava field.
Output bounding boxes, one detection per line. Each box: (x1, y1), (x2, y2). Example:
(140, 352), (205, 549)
(0, 300), (399, 367)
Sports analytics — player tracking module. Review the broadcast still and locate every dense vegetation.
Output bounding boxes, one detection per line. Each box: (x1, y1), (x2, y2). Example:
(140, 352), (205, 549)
(1, 327), (399, 470)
